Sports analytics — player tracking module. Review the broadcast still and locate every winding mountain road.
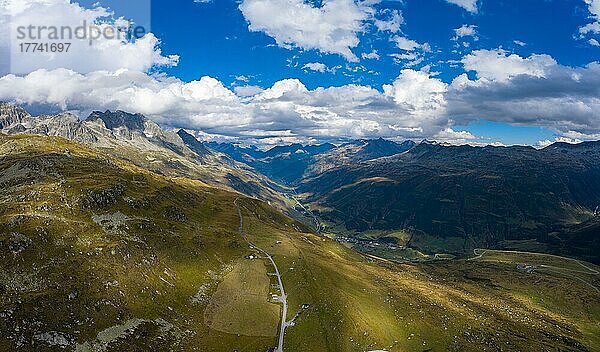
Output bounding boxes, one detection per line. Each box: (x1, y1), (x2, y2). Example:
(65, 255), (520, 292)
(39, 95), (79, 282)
(470, 248), (599, 293)
(234, 199), (288, 352)
(290, 195), (322, 233)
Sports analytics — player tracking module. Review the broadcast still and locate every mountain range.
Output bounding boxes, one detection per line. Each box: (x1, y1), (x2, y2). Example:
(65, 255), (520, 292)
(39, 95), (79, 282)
(3, 102), (599, 263)
(1, 103), (599, 351)
(199, 127), (600, 263)
(299, 141), (600, 262)
(0, 103), (288, 209)
(206, 138), (415, 185)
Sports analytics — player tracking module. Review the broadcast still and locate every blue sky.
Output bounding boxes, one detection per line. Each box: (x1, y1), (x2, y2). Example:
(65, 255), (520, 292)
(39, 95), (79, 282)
(150, 0), (598, 145)
(151, 0), (597, 86)
(1, 0), (600, 146)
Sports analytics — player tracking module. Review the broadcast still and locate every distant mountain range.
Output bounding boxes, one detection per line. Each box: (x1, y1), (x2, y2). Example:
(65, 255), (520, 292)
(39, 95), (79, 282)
(298, 141), (600, 262)
(196, 124), (600, 263)
(206, 138), (415, 185)
(2, 103), (599, 262)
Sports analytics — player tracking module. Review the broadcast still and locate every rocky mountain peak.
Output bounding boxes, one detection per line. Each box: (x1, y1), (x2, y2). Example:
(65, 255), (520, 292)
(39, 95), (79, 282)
(359, 138), (415, 156)
(177, 129), (210, 157)
(87, 110), (147, 131)
(0, 102), (31, 129)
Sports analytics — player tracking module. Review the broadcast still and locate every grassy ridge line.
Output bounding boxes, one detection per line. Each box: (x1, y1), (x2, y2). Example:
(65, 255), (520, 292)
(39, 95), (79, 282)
(472, 248), (599, 274)
(471, 248), (600, 294)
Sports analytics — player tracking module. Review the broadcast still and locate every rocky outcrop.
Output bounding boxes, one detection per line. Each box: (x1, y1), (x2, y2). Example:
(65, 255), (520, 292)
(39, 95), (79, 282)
(87, 110), (146, 131)
(0, 102), (30, 129)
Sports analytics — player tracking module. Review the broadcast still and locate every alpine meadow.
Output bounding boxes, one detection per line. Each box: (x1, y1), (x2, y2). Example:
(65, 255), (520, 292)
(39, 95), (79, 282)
(0, 0), (599, 351)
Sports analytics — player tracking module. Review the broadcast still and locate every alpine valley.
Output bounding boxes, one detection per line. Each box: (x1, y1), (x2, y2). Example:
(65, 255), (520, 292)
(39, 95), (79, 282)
(1, 103), (599, 352)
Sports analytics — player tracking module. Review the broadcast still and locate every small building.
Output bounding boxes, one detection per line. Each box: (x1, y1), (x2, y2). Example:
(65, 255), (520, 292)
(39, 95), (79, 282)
(516, 264), (536, 273)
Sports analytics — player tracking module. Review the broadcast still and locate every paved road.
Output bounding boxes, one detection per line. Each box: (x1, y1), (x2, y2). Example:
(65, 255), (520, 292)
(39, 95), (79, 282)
(470, 248), (599, 293)
(288, 194), (321, 233)
(234, 199), (288, 352)
(471, 249), (599, 274)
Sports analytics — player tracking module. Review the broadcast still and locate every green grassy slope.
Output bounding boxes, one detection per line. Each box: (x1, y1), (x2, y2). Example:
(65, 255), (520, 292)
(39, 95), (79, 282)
(0, 135), (598, 351)
(240, 200), (600, 351)
(0, 135), (273, 351)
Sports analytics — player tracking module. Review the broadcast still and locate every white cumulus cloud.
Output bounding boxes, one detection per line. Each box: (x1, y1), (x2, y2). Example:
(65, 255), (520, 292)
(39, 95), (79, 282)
(362, 50), (380, 60)
(453, 24), (478, 40)
(302, 62), (339, 73)
(445, 0), (478, 13)
(2, 54), (600, 145)
(461, 49), (556, 81)
(374, 9), (403, 33)
(448, 51), (600, 136)
(0, 68), (453, 140)
(580, 0), (600, 35)
(383, 69), (448, 118)
(239, 0), (374, 62)
(392, 36), (431, 52)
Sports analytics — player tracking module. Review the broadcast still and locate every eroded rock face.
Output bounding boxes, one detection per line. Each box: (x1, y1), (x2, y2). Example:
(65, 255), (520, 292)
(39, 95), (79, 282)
(75, 319), (182, 352)
(87, 110), (146, 131)
(0, 103), (30, 129)
(0, 104), (198, 161)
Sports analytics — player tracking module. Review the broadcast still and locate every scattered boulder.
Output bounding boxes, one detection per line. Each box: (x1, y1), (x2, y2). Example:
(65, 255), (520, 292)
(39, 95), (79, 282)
(2, 233), (33, 255)
(82, 185), (125, 209)
(163, 206), (186, 223)
(33, 331), (74, 349)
